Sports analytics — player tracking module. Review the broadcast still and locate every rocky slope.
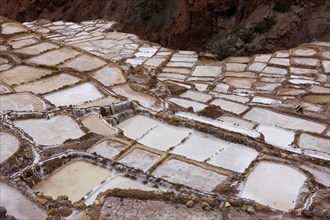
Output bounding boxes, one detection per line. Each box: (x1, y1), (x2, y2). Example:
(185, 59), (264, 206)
(1, 0), (329, 59)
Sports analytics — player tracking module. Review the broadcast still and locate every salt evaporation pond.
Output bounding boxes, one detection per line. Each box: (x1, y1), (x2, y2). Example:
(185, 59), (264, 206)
(240, 161), (306, 212)
(43, 82), (104, 106)
(14, 115), (84, 146)
(33, 161), (112, 202)
(0, 132), (20, 163)
(0, 183), (46, 220)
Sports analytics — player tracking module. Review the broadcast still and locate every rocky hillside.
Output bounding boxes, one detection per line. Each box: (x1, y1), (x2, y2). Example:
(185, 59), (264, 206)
(1, 0), (329, 59)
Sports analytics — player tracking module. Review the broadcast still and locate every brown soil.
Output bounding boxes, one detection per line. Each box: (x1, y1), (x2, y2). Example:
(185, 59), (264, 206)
(1, 0), (329, 59)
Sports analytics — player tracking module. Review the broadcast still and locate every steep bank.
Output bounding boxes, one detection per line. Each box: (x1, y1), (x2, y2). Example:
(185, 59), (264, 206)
(1, 0), (329, 59)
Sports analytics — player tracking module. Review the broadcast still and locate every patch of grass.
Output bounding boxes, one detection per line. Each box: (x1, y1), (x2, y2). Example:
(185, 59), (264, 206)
(212, 43), (235, 60)
(239, 31), (254, 43)
(253, 17), (276, 34)
(62, 4), (71, 14)
(273, 3), (291, 13)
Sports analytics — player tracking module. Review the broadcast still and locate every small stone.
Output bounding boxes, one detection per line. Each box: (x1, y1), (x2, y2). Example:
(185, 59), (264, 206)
(47, 207), (57, 217)
(302, 209), (313, 218)
(57, 195), (69, 200)
(313, 208), (324, 218)
(0, 206), (7, 218)
(202, 202), (211, 211)
(241, 204), (248, 212)
(225, 202), (231, 208)
(58, 207), (72, 217)
(37, 198), (48, 205)
(247, 206), (256, 214)
(219, 201), (225, 210)
(294, 208), (302, 216)
(186, 200), (194, 208)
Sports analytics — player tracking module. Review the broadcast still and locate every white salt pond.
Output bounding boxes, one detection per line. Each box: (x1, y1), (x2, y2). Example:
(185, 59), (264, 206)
(0, 183), (46, 220)
(33, 161), (112, 202)
(90, 66), (126, 86)
(138, 124), (191, 151)
(119, 149), (160, 171)
(75, 96), (120, 108)
(116, 115), (162, 140)
(14, 115), (84, 146)
(26, 48), (80, 66)
(43, 82), (104, 106)
(0, 65), (53, 86)
(0, 92), (47, 112)
(60, 54), (107, 72)
(240, 161), (306, 212)
(14, 73), (80, 94)
(84, 176), (159, 205)
(1, 22), (28, 34)
(153, 159), (227, 192)
(171, 131), (225, 162)
(87, 139), (127, 159)
(207, 142), (259, 173)
(81, 114), (116, 136)
(0, 132), (20, 163)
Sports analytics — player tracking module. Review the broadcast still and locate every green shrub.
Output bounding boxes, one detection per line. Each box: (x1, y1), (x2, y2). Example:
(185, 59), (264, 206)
(239, 31), (254, 43)
(274, 3), (291, 13)
(253, 17), (276, 34)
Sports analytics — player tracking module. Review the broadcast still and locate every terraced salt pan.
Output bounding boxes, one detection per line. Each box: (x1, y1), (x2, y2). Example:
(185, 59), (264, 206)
(192, 66), (222, 77)
(244, 107), (326, 133)
(298, 134), (330, 154)
(14, 73), (80, 94)
(168, 98), (207, 112)
(223, 77), (255, 89)
(87, 139), (127, 159)
(138, 124), (192, 151)
(303, 95), (330, 104)
(90, 66), (126, 86)
(0, 92), (46, 112)
(33, 161), (112, 202)
(81, 114), (116, 136)
(211, 99), (249, 114)
(7, 38), (39, 49)
(257, 125), (295, 150)
(1, 22), (28, 34)
(116, 115), (162, 140)
(208, 142), (259, 173)
(179, 90), (212, 103)
(84, 176), (158, 205)
(60, 54), (107, 72)
(119, 149), (160, 171)
(176, 112), (260, 138)
(240, 161), (306, 212)
(171, 131), (225, 162)
(0, 183), (46, 220)
(14, 42), (60, 55)
(43, 82), (104, 106)
(153, 159), (227, 192)
(76, 96), (120, 108)
(14, 115), (84, 146)
(0, 65), (53, 85)
(0, 132), (20, 163)
(26, 48), (80, 66)
(112, 84), (156, 107)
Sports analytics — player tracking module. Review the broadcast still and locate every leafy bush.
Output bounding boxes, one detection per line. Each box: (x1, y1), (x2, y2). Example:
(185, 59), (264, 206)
(253, 17), (276, 34)
(239, 31), (254, 43)
(274, 3), (291, 13)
